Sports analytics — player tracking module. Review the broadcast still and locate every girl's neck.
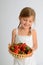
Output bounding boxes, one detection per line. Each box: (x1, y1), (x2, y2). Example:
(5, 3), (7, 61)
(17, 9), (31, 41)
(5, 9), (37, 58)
(19, 27), (29, 32)
(18, 27), (31, 36)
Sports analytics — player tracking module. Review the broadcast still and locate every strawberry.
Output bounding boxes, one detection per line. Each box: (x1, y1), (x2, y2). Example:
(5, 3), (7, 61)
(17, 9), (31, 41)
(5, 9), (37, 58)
(23, 43), (27, 47)
(25, 46), (30, 51)
(20, 43), (26, 50)
(19, 50), (25, 54)
(14, 44), (19, 49)
(9, 43), (32, 54)
(14, 49), (19, 54)
(27, 50), (31, 54)
(14, 47), (20, 54)
(25, 46), (32, 54)
(19, 43), (23, 49)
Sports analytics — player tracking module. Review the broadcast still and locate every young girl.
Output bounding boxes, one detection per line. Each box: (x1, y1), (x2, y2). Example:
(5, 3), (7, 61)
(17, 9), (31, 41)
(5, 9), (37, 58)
(11, 7), (38, 65)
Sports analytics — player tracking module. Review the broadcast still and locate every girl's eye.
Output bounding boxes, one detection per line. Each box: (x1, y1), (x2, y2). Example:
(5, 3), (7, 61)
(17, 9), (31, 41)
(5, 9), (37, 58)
(29, 21), (32, 23)
(23, 19), (27, 21)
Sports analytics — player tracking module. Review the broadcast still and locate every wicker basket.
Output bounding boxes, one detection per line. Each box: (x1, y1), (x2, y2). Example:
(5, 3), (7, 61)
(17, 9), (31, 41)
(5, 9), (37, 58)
(8, 44), (33, 59)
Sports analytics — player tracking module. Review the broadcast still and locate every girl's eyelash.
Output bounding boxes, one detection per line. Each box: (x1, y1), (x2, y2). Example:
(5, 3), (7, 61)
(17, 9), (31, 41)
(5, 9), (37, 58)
(23, 19), (27, 21)
(23, 18), (32, 22)
(29, 21), (31, 22)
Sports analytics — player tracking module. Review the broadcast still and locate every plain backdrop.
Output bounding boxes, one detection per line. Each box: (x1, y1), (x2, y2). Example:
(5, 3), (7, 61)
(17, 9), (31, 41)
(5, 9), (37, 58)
(0, 0), (43, 65)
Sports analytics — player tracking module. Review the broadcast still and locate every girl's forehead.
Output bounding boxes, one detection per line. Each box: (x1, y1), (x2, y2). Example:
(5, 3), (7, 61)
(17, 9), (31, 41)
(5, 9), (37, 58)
(23, 16), (34, 18)
(21, 16), (34, 20)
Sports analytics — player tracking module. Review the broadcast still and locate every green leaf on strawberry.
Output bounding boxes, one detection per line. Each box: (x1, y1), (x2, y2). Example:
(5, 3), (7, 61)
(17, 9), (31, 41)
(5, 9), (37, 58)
(10, 46), (14, 52)
(25, 46), (30, 51)
(19, 51), (25, 54)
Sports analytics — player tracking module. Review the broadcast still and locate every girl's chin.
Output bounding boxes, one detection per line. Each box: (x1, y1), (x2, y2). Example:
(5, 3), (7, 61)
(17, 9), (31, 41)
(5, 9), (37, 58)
(23, 26), (29, 29)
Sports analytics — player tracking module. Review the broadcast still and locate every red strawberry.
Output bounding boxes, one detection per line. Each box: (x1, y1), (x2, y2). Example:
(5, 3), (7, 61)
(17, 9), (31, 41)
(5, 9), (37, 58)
(20, 43), (27, 51)
(14, 44), (19, 49)
(27, 49), (32, 54)
(19, 43), (23, 48)
(22, 43), (26, 47)
(27, 50), (31, 54)
(14, 49), (19, 54)
(14, 48), (20, 54)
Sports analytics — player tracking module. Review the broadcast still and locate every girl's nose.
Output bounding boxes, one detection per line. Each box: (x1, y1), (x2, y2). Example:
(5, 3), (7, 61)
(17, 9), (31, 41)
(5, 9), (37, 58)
(26, 21), (29, 24)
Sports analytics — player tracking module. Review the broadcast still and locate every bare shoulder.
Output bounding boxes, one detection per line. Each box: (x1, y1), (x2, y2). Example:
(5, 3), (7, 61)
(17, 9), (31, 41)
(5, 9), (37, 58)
(11, 28), (16, 44)
(32, 29), (37, 36)
(12, 28), (16, 35)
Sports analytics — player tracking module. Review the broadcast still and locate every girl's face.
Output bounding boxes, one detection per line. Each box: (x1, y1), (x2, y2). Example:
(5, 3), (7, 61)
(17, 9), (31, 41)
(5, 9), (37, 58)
(19, 16), (34, 29)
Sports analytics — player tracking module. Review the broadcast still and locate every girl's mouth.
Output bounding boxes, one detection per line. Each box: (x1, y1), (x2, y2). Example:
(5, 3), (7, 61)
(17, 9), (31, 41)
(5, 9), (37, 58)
(24, 24), (29, 26)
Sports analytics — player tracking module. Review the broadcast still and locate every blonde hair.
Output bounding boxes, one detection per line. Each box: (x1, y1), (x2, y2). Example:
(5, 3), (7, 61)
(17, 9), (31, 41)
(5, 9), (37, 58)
(18, 7), (36, 34)
(19, 7), (36, 20)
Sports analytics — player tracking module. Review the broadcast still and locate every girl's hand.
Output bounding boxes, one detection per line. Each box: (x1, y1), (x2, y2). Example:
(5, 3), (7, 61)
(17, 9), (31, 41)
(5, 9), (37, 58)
(28, 51), (33, 57)
(32, 47), (36, 51)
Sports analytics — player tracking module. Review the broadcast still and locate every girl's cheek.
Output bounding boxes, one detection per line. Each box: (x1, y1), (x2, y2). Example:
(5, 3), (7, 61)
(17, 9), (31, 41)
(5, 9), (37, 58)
(22, 21), (26, 24)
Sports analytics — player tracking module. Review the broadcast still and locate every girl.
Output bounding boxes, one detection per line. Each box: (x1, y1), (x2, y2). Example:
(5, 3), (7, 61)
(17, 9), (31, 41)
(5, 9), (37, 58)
(11, 7), (38, 65)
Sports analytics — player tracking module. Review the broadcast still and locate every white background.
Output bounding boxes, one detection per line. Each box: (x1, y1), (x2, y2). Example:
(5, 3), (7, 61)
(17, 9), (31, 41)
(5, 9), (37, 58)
(0, 0), (43, 65)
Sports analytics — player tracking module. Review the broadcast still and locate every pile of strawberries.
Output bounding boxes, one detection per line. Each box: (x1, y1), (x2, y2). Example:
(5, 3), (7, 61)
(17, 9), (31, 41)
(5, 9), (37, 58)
(10, 43), (32, 54)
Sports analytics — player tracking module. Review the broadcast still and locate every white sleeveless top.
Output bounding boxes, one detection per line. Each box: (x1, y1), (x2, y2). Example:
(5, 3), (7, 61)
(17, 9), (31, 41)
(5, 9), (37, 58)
(14, 28), (36, 65)
(15, 28), (33, 48)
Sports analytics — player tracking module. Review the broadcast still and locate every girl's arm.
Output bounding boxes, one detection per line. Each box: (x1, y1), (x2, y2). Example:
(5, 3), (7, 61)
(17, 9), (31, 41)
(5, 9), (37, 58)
(11, 29), (16, 45)
(32, 29), (38, 51)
